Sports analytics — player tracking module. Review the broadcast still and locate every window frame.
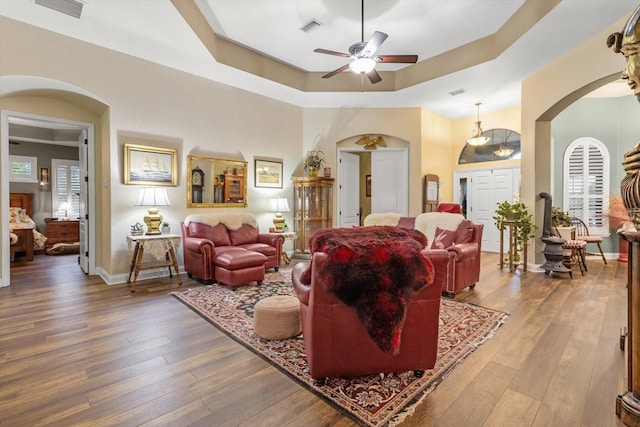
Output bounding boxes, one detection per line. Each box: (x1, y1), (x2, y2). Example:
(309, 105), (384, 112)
(562, 137), (610, 236)
(51, 158), (81, 220)
(9, 155), (38, 183)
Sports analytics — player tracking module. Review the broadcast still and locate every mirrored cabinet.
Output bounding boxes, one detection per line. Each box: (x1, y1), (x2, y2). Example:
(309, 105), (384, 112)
(292, 177), (334, 255)
(187, 155), (247, 207)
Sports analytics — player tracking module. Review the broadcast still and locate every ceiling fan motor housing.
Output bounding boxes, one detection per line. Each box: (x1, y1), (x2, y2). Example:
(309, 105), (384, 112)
(349, 42), (368, 58)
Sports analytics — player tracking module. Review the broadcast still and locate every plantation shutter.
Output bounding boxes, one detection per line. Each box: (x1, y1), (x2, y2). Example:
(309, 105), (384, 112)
(563, 138), (609, 235)
(52, 159), (81, 219)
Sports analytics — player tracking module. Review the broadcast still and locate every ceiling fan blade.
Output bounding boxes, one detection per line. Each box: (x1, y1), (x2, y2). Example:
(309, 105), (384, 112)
(376, 55), (418, 64)
(363, 31), (388, 56)
(314, 48), (350, 58)
(366, 68), (382, 84)
(322, 64), (351, 79)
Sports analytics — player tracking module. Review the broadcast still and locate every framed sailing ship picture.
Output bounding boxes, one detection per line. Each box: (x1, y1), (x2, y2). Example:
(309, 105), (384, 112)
(124, 143), (177, 186)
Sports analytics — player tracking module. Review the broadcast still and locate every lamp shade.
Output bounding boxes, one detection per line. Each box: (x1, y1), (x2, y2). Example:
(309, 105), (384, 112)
(59, 201), (73, 220)
(136, 187), (171, 207)
(268, 198), (290, 232)
(268, 197), (290, 213)
(136, 188), (171, 235)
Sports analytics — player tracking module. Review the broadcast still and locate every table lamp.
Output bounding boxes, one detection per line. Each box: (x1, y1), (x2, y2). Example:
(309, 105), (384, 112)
(136, 187), (171, 235)
(59, 202), (73, 220)
(268, 197), (290, 233)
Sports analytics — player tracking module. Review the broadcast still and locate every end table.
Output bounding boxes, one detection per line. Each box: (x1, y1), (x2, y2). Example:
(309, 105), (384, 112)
(126, 234), (182, 291)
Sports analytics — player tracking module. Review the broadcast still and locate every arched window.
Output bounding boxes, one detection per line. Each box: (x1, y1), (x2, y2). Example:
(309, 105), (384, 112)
(563, 137), (610, 235)
(458, 129), (521, 164)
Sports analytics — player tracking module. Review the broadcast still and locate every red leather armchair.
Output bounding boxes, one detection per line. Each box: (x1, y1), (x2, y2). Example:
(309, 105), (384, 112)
(291, 248), (450, 384)
(364, 213), (483, 297)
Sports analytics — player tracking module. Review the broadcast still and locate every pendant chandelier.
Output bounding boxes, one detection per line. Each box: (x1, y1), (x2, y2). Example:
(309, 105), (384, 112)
(494, 144), (514, 157)
(466, 102), (491, 146)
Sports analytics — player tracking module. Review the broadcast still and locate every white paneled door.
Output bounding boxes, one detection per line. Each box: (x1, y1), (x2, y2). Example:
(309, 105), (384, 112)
(338, 151), (360, 227)
(371, 149), (408, 216)
(468, 168), (518, 253)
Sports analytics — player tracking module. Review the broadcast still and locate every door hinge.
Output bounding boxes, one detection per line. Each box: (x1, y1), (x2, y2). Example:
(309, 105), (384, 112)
(85, 251), (89, 257)
(84, 138), (88, 145)
(85, 176), (88, 182)
(85, 214), (89, 220)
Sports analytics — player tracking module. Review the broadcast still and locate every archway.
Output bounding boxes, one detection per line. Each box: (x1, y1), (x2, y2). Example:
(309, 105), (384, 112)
(0, 76), (109, 287)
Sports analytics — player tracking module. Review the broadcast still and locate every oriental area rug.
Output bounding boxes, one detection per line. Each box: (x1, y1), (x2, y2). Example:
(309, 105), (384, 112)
(171, 272), (509, 427)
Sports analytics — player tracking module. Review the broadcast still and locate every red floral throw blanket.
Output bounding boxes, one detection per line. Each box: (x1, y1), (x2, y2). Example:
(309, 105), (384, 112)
(309, 226), (435, 355)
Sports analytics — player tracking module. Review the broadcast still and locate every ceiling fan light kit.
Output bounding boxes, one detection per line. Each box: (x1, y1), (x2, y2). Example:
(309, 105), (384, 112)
(314, 0), (418, 84)
(349, 57), (376, 74)
(466, 102), (491, 146)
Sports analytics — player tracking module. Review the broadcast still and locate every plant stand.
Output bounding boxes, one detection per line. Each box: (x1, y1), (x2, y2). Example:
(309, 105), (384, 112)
(499, 220), (527, 272)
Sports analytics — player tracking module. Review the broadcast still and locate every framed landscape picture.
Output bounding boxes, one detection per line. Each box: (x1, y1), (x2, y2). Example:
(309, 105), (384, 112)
(124, 143), (177, 186)
(255, 159), (283, 188)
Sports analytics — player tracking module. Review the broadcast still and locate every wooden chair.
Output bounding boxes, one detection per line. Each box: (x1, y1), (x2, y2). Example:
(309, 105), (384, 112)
(553, 226), (587, 275)
(571, 217), (607, 264)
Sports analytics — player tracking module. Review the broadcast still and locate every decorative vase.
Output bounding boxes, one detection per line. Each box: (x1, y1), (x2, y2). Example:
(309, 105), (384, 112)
(307, 167), (318, 177)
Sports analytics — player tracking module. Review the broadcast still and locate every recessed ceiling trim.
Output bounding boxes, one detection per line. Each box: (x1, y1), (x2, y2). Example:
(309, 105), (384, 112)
(174, 0), (560, 94)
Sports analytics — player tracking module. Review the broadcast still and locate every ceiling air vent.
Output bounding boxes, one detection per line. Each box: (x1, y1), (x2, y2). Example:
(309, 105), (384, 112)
(300, 19), (321, 33)
(448, 88), (466, 96)
(35, 0), (84, 19)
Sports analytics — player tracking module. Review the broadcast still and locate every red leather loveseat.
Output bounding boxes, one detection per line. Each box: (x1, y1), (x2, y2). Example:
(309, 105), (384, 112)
(181, 213), (284, 286)
(364, 212), (483, 297)
(291, 226), (449, 384)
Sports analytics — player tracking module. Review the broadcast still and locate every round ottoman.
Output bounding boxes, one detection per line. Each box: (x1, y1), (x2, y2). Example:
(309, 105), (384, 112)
(253, 295), (301, 340)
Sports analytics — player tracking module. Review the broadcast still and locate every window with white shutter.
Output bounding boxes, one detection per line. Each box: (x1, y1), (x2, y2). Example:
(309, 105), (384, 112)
(563, 137), (609, 235)
(51, 159), (80, 219)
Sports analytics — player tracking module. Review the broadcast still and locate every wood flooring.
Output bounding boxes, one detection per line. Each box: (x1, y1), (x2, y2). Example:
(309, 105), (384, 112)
(0, 252), (628, 426)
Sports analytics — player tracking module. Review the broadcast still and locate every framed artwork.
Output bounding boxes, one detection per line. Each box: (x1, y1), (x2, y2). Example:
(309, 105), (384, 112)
(39, 167), (50, 191)
(124, 143), (177, 186)
(366, 174), (372, 197)
(255, 159), (283, 188)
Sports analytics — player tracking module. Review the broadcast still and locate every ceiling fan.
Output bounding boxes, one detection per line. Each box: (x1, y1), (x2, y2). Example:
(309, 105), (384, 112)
(314, 0), (418, 84)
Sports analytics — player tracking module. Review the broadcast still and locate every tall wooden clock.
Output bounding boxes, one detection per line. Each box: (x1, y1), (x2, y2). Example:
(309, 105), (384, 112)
(191, 166), (204, 203)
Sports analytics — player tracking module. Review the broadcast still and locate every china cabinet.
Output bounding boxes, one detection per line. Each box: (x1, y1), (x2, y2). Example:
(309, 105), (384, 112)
(292, 177), (334, 254)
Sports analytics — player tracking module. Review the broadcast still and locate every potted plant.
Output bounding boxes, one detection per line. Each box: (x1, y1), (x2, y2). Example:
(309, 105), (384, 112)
(551, 207), (573, 243)
(161, 221), (170, 234)
(493, 200), (536, 265)
(551, 207), (572, 227)
(304, 150), (325, 177)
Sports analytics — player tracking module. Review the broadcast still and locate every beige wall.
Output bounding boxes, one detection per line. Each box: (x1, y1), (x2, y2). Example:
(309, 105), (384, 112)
(303, 107), (424, 215)
(0, 17), (302, 283)
(522, 15), (631, 263)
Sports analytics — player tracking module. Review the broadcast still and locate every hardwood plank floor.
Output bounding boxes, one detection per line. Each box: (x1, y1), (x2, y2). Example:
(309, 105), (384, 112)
(0, 252), (628, 426)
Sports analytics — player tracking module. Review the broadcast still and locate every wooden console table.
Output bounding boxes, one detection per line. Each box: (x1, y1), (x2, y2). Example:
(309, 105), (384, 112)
(499, 220), (527, 272)
(617, 231), (640, 425)
(126, 234), (182, 292)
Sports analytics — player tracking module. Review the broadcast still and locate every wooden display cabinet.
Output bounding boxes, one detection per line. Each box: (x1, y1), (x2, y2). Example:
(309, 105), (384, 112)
(45, 219), (80, 248)
(291, 177), (334, 255)
(224, 174), (245, 204)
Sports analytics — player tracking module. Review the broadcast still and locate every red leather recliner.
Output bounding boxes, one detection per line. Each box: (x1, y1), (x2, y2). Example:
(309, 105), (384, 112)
(291, 248), (450, 384)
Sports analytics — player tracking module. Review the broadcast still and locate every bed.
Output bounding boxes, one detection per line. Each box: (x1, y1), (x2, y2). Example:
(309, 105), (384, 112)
(10, 192), (47, 261)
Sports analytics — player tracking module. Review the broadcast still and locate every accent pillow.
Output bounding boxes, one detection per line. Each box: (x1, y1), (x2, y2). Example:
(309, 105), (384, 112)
(455, 220), (475, 244)
(431, 227), (456, 249)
